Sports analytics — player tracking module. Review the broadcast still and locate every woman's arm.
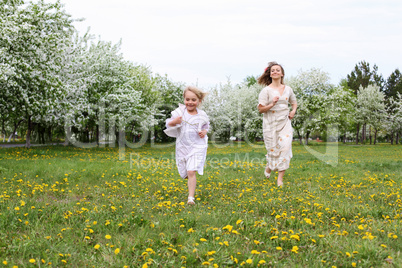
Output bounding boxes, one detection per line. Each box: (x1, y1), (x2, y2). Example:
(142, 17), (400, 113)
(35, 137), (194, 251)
(258, 96), (279, 114)
(288, 103), (297, 119)
(258, 103), (274, 113)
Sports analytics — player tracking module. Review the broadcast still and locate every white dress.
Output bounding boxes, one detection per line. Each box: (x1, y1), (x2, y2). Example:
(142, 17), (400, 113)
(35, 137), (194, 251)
(166, 105), (210, 179)
(258, 85), (297, 171)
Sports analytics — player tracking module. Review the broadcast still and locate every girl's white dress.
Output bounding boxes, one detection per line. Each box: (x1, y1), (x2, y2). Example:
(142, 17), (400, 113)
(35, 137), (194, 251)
(258, 85), (297, 171)
(165, 104), (209, 179)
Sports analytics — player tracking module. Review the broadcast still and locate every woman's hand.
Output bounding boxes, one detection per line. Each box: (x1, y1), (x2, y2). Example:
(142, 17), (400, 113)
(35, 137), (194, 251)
(288, 111), (296, 119)
(272, 96), (279, 105)
(198, 129), (207, 138)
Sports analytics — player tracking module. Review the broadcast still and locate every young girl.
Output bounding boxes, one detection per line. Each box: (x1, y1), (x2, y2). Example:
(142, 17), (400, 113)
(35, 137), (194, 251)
(165, 86), (209, 205)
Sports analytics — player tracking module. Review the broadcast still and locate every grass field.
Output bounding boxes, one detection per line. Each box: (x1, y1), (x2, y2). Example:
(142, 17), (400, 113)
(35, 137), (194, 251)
(0, 142), (401, 267)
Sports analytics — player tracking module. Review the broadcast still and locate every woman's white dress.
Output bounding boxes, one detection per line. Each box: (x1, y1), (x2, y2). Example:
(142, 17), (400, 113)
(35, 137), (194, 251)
(258, 85), (297, 171)
(166, 105), (209, 178)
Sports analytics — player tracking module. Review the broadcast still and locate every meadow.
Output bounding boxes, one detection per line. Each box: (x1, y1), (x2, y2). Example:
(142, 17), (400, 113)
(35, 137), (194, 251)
(0, 142), (401, 267)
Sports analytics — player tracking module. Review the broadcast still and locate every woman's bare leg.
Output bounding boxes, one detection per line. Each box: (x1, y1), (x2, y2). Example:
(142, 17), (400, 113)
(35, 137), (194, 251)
(277, 170), (285, 186)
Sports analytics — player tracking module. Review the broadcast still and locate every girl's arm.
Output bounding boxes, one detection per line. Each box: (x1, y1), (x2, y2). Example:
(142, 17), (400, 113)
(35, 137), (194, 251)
(198, 115), (210, 139)
(167, 116), (182, 127)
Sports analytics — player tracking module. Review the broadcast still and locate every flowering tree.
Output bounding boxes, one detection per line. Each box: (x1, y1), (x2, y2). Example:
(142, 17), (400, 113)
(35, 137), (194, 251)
(355, 85), (386, 144)
(0, 0), (75, 147)
(287, 68), (334, 144)
(203, 80), (262, 143)
(327, 84), (356, 143)
(62, 39), (144, 146)
(384, 93), (402, 144)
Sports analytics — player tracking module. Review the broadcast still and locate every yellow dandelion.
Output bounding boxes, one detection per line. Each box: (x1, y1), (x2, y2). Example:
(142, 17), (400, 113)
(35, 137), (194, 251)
(29, 259), (35, 263)
(222, 225), (233, 232)
(94, 244), (100, 249)
(200, 238), (207, 242)
(276, 247), (282, 251)
(246, 259), (253, 264)
(291, 246), (299, 253)
(105, 235), (111, 239)
(114, 248), (120, 254)
(259, 260), (266, 264)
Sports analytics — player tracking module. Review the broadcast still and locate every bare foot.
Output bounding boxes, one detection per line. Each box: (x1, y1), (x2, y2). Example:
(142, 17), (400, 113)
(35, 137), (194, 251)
(187, 196), (195, 205)
(264, 167), (271, 178)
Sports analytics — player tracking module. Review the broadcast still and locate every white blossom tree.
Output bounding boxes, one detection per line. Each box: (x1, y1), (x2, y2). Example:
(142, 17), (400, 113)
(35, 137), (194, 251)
(384, 93), (402, 144)
(0, 0), (75, 147)
(287, 68), (334, 144)
(202, 80), (262, 143)
(62, 38), (144, 146)
(355, 84), (386, 144)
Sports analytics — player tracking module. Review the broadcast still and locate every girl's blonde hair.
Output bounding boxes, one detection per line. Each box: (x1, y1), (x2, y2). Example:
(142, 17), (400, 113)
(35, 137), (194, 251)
(183, 86), (208, 103)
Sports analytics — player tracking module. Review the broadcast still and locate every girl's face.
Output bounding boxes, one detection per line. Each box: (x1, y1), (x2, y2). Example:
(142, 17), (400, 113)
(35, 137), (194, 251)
(270, 65), (283, 79)
(184, 90), (200, 113)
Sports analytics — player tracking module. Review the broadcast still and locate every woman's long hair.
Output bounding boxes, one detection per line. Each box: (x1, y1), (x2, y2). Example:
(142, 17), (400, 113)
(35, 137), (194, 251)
(257, 61), (285, 86)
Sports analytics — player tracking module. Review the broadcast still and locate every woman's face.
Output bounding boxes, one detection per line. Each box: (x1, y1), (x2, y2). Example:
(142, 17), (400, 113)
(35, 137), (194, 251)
(270, 65), (283, 79)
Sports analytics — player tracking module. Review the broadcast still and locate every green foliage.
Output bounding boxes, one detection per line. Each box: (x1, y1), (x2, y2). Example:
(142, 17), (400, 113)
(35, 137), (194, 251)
(385, 69), (402, 100)
(346, 60), (384, 95)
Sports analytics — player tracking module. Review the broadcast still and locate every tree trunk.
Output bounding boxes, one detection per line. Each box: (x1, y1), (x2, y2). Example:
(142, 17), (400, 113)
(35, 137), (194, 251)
(396, 132), (400, 145)
(8, 119), (23, 142)
(362, 123), (366, 144)
(343, 133), (346, 144)
(47, 126), (52, 143)
(26, 116), (32, 148)
(390, 133), (394, 145)
(2, 120), (6, 142)
(355, 123), (360, 145)
(39, 124), (45, 144)
(297, 129), (302, 145)
(96, 125), (99, 146)
(369, 125), (372, 145)
(374, 129), (378, 145)
(305, 132), (310, 145)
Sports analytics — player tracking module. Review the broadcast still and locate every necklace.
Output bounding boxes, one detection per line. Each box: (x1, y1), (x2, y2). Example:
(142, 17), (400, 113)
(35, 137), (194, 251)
(182, 111), (200, 131)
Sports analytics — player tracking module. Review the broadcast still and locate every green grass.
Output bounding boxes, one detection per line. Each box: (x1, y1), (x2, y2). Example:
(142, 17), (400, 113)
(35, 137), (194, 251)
(0, 142), (401, 267)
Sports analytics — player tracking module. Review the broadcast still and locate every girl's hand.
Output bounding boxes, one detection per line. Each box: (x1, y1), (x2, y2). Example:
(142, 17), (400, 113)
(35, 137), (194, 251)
(169, 116), (182, 126)
(198, 129), (207, 138)
(288, 111), (295, 119)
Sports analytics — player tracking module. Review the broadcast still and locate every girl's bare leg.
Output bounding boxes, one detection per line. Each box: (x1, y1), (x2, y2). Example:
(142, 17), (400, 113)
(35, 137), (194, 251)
(187, 170), (197, 204)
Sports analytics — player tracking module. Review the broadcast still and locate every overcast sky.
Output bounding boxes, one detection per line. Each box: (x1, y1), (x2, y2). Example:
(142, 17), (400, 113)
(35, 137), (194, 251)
(49, 0), (402, 88)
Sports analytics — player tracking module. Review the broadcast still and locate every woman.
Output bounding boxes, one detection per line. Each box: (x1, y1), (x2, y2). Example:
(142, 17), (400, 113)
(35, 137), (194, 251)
(257, 62), (297, 186)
